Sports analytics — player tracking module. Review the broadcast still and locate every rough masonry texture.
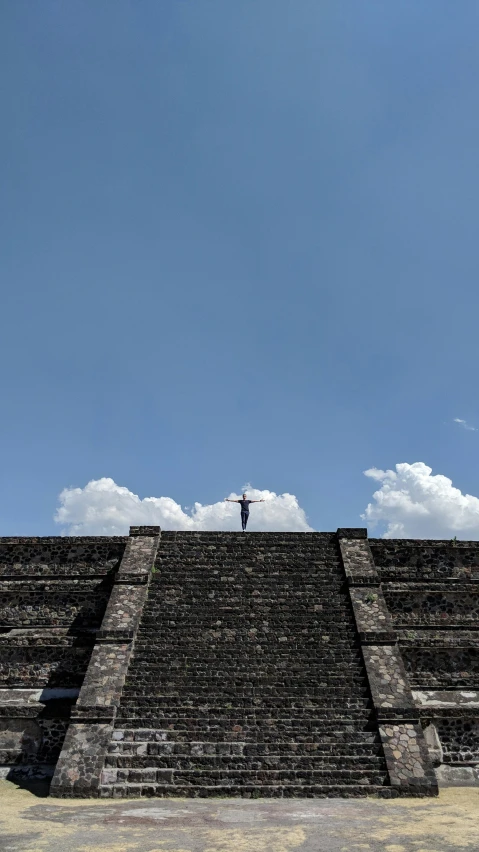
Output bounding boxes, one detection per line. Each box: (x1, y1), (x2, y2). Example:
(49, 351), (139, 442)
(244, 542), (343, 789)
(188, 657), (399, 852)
(0, 529), (478, 796)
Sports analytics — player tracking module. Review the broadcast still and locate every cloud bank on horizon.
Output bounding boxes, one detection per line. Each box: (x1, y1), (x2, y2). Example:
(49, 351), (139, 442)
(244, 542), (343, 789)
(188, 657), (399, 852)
(54, 479), (313, 535)
(363, 462), (479, 539)
(54, 463), (479, 540)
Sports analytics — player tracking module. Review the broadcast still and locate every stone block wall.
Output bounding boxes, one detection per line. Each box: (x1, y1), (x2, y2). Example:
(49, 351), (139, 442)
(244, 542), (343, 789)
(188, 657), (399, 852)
(0, 536), (126, 781)
(50, 528), (160, 796)
(1, 529), (478, 794)
(371, 539), (479, 786)
(338, 531), (437, 795)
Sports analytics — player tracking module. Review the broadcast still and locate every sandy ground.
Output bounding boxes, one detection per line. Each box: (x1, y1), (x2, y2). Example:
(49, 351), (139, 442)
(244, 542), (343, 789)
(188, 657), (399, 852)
(1, 782), (479, 852)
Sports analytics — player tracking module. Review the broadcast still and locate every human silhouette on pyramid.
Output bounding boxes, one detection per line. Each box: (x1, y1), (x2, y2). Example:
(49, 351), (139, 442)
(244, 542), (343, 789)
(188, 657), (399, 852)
(225, 492), (265, 531)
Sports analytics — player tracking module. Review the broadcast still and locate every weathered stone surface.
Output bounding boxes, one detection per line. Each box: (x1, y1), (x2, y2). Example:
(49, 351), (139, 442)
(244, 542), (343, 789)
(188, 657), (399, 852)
(0, 538), (123, 783)
(50, 529), (160, 796)
(338, 537), (378, 585)
(129, 526), (161, 538)
(78, 644), (132, 707)
(339, 535), (437, 794)
(100, 532), (391, 797)
(379, 722), (437, 794)
(349, 588), (396, 642)
(50, 722), (113, 795)
(435, 763), (479, 786)
(370, 539), (479, 582)
(362, 645), (416, 714)
(369, 538), (479, 784)
(1, 527), (478, 797)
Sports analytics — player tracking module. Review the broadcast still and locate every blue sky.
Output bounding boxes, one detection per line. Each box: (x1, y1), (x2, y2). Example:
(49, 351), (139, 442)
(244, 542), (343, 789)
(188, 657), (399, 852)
(1, 1), (479, 536)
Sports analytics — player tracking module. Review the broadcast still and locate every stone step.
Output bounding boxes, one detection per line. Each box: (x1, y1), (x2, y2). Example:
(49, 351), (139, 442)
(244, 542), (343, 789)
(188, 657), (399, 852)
(146, 584), (346, 592)
(104, 754), (386, 771)
(156, 542), (338, 548)
(107, 739), (384, 756)
(151, 584), (352, 590)
(124, 675), (368, 686)
(0, 748), (25, 764)
(150, 566), (342, 573)
(116, 702), (374, 713)
(143, 614), (353, 622)
(114, 717), (375, 733)
(141, 610), (354, 618)
(137, 624), (357, 633)
(157, 546), (339, 551)
(123, 674), (368, 684)
(131, 650), (360, 659)
(133, 644), (362, 653)
(129, 665), (365, 675)
(149, 588), (345, 595)
(122, 683), (370, 696)
(147, 587), (346, 595)
(101, 768), (388, 786)
(99, 782), (388, 799)
(131, 650), (363, 659)
(114, 719), (375, 733)
(156, 564), (343, 568)
(112, 729), (381, 744)
(122, 694), (371, 705)
(135, 625), (358, 632)
(154, 564), (343, 569)
(122, 696), (371, 706)
(130, 651), (360, 661)
(154, 572), (343, 578)
(131, 646), (362, 657)
(126, 664), (366, 675)
(120, 700), (372, 712)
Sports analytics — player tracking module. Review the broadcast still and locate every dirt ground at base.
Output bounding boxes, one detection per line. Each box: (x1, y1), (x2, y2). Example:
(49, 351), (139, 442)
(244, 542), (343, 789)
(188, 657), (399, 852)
(1, 781), (478, 852)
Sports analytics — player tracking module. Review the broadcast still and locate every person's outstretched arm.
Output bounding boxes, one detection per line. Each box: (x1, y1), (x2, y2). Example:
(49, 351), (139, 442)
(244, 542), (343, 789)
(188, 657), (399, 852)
(224, 498), (240, 502)
(249, 499), (265, 503)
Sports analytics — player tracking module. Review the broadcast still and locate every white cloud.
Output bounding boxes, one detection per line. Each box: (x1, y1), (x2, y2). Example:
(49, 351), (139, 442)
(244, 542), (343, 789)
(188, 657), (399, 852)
(54, 479), (313, 535)
(362, 462), (479, 539)
(454, 418), (477, 432)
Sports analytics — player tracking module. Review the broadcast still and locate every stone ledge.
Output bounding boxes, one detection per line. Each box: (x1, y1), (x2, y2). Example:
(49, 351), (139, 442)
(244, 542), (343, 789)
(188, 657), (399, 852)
(436, 764), (479, 786)
(416, 706), (479, 719)
(412, 689), (479, 708)
(360, 632), (398, 643)
(362, 645), (416, 712)
(376, 709), (421, 722)
(397, 629), (479, 646)
(96, 630), (134, 642)
(346, 576), (380, 587)
(71, 705), (116, 722)
(349, 588), (395, 637)
(384, 582), (479, 592)
(129, 527), (161, 537)
(379, 721), (438, 795)
(0, 705), (40, 719)
(339, 539), (379, 586)
(51, 531), (161, 795)
(114, 574), (149, 585)
(336, 529), (368, 540)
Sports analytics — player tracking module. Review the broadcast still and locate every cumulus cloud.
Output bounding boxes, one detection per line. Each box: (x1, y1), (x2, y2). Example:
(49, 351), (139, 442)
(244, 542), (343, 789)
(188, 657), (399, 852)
(54, 479), (313, 535)
(362, 462), (479, 539)
(454, 418), (477, 432)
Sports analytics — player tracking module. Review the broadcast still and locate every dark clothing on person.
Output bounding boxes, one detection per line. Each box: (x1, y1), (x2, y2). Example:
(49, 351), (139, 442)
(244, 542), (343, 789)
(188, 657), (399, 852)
(239, 500), (252, 514)
(241, 511), (249, 530)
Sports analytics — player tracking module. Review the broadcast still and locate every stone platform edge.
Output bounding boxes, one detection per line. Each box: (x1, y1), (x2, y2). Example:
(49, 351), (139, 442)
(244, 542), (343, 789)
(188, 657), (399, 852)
(49, 526), (161, 797)
(338, 528), (438, 796)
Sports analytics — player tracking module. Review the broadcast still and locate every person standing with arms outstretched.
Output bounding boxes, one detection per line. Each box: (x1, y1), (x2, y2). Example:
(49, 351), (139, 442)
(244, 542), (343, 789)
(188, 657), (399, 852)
(225, 493), (265, 531)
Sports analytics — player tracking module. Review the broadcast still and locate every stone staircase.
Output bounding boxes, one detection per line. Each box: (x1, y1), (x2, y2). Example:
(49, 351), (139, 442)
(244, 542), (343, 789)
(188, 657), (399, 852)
(100, 532), (390, 797)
